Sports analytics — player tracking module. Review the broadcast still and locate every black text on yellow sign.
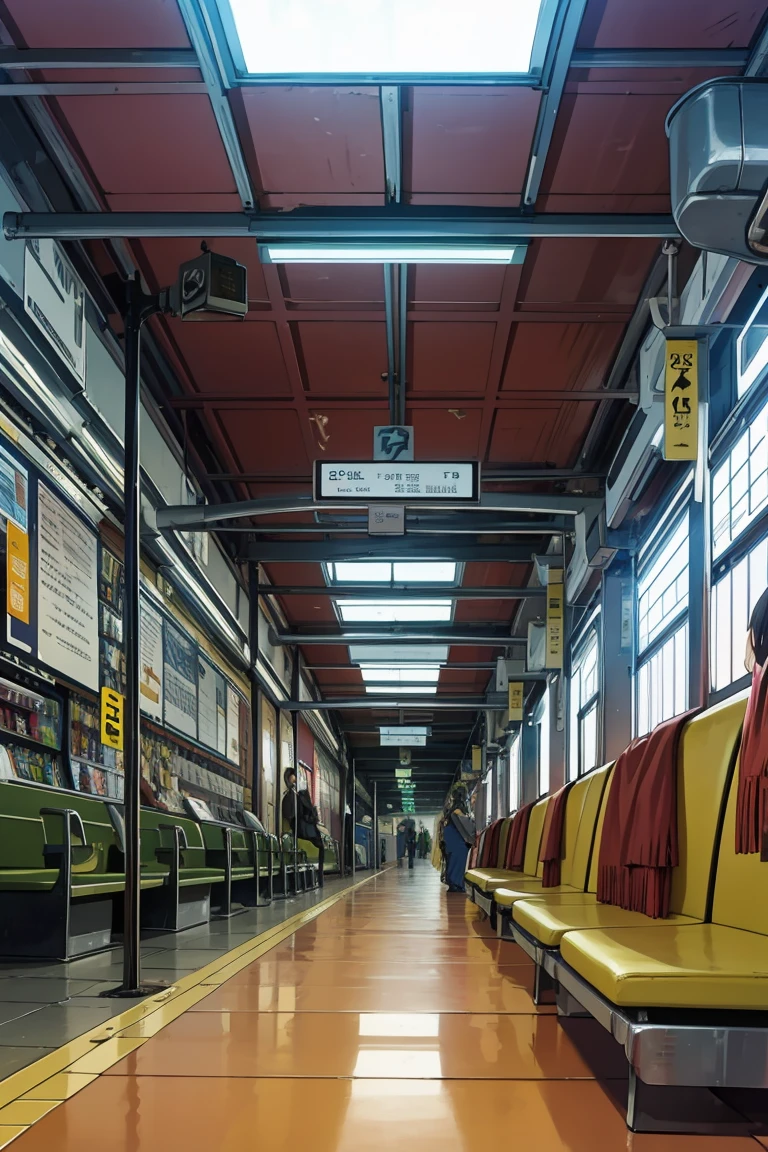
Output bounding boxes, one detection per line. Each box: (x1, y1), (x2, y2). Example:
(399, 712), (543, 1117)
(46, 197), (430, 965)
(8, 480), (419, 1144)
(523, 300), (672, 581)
(663, 339), (698, 462)
(546, 570), (564, 670)
(6, 522), (29, 624)
(508, 681), (524, 721)
(100, 686), (124, 751)
(471, 745), (482, 774)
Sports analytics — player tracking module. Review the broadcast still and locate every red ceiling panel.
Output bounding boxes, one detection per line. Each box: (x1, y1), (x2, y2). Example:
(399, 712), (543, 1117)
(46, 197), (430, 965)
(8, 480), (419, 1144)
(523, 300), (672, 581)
(407, 87), (540, 197)
(453, 598), (517, 624)
(2, 0), (190, 46)
(106, 193), (244, 211)
(240, 87), (384, 200)
(542, 94), (672, 198)
(519, 239), (659, 306)
(487, 403), (596, 466)
(411, 266), (506, 306)
(407, 408), (483, 459)
(302, 407), (382, 457)
(282, 265), (385, 305)
(578, 0), (764, 48)
(410, 323), (495, 394)
(166, 320), (292, 395)
(138, 238), (268, 301)
(263, 563), (325, 586)
(297, 322), (388, 394)
(501, 323), (625, 392)
(55, 96), (236, 194)
(217, 409), (310, 472)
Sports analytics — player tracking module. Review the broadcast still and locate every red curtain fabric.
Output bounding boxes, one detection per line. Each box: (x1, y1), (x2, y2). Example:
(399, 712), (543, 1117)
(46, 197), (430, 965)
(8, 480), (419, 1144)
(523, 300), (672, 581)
(539, 782), (574, 887)
(468, 832), (481, 869)
(504, 801), (535, 871)
(597, 710), (696, 919)
(479, 819), (503, 867)
(736, 662), (768, 855)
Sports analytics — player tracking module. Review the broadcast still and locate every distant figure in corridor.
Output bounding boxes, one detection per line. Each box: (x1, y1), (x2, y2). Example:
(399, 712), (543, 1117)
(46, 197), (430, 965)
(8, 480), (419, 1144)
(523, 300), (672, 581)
(396, 819), (407, 867)
(417, 823), (431, 859)
(282, 767), (324, 887)
(440, 783), (475, 893)
(405, 818), (417, 869)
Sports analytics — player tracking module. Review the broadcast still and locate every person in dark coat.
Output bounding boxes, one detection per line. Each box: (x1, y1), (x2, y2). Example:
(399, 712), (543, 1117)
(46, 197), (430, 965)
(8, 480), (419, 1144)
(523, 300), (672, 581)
(440, 784), (475, 892)
(282, 767), (324, 887)
(405, 818), (417, 869)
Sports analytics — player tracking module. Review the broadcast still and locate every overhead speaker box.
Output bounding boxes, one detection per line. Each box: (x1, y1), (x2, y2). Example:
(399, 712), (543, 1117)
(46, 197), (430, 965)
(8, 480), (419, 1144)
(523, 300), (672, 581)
(173, 249), (248, 318)
(667, 79), (768, 263)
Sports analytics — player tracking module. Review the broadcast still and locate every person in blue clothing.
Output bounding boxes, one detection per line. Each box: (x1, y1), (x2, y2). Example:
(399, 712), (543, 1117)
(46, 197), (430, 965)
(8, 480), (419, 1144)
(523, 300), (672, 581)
(440, 783), (475, 893)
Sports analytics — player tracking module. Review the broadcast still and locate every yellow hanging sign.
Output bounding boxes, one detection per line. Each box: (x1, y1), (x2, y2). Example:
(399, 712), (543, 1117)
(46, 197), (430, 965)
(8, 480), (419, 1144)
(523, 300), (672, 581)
(508, 681), (524, 721)
(100, 686), (125, 751)
(546, 569), (563, 670)
(6, 522), (29, 624)
(471, 745), (482, 774)
(663, 339), (698, 462)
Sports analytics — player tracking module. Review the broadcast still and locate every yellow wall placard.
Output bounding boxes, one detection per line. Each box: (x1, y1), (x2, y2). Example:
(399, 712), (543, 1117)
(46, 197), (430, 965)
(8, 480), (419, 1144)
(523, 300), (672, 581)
(508, 681), (524, 721)
(6, 521), (29, 624)
(471, 745), (482, 774)
(546, 569), (564, 670)
(663, 339), (698, 461)
(101, 686), (124, 751)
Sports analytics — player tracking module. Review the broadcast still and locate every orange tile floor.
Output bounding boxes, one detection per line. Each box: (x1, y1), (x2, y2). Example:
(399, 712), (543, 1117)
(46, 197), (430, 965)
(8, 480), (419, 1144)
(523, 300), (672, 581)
(5, 863), (766, 1150)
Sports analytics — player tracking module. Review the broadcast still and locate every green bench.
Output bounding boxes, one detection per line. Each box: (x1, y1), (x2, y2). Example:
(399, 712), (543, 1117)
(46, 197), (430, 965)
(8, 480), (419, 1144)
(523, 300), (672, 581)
(197, 818), (273, 916)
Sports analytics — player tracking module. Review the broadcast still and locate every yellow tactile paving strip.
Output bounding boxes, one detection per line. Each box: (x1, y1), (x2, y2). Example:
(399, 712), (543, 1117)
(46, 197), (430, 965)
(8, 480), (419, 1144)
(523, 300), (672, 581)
(0, 870), (380, 1146)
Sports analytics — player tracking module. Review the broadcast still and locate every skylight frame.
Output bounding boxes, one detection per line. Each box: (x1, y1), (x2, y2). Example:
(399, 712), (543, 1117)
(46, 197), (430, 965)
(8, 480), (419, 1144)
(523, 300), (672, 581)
(325, 561), (461, 587)
(335, 598), (455, 625)
(211, 0), (561, 86)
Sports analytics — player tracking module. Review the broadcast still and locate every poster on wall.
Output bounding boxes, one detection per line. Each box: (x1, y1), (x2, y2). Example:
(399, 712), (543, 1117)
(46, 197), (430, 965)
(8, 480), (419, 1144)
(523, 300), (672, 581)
(197, 656), (227, 754)
(139, 599), (163, 720)
(37, 482), (98, 690)
(163, 621), (197, 738)
(24, 239), (86, 386)
(227, 685), (240, 766)
(0, 444), (28, 531)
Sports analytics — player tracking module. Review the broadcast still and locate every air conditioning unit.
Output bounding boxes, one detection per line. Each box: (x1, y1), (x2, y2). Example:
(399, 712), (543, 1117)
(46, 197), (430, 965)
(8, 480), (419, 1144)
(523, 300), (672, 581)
(527, 622), (546, 672)
(667, 79), (768, 263)
(605, 405), (663, 528)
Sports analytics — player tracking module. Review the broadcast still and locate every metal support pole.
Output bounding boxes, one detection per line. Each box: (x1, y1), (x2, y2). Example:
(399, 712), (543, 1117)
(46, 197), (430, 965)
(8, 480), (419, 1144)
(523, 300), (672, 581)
(104, 274), (162, 998)
(291, 651), (300, 890)
(373, 780), (379, 870)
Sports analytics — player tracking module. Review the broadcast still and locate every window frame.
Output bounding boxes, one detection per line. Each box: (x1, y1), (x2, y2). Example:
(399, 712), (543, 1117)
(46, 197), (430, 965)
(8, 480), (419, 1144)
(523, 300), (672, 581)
(568, 611), (601, 780)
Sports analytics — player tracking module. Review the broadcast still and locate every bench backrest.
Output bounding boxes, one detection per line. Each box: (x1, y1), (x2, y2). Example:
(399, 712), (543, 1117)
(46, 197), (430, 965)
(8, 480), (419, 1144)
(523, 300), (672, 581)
(585, 692), (747, 914)
(559, 764), (611, 889)
(140, 808), (207, 871)
(522, 798), (549, 876)
(0, 811), (47, 868)
(711, 691), (765, 933)
(496, 817), (513, 869)
(0, 781), (121, 873)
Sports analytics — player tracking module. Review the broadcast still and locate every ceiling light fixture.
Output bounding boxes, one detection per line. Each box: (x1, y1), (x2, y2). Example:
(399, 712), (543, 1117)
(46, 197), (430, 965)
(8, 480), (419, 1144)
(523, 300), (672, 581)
(259, 243), (526, 266)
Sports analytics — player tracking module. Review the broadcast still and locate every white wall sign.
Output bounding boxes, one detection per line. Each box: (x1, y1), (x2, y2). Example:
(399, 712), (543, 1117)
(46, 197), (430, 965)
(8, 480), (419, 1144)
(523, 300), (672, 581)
(163, 622), (198, 738)
(227, 685), (241, 765)
(380, 726), (428, 746)
(315, 461), (479, 502)
(197, 656), (219, 752)
(139, 600), (164, 720)
(37, 482), (98, 689)
(24, 239), (86, 386)
(368, 505), (405, 534)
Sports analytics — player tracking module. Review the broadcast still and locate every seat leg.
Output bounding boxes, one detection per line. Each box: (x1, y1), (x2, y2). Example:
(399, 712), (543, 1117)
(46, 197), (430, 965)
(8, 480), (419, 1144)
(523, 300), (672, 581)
(554, 981), (590, 1017)
(532, 962), (556, 1006)
(626, 1068), (754, 1135)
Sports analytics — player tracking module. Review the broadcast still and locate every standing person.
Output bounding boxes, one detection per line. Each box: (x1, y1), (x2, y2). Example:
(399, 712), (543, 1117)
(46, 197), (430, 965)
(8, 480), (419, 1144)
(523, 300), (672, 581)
(282, 767), (325, 887)
(396, 819), (407, 867)
(417, 824), (427, 859)
(405, 818), (417, 870)
(440, 783), (475, 893)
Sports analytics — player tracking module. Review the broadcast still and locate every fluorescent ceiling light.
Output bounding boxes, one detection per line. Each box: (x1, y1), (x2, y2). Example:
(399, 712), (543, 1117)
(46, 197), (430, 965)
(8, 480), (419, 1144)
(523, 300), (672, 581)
(338, 600), (452, 623)
(328, 561), (457, 585)
(228, 0), (544, 76)
(349, 644), (449, 664)
(260, 244), (524, 265)
(360, 666), (440, 683)
(365, 685), (438, 695)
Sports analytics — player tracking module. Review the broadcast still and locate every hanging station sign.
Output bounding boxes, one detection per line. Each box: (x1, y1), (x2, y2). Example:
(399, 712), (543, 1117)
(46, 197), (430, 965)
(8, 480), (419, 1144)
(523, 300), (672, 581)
(545, 570), (564, 670)
(314, 461), (479, 502)
(24, 239), (86, 386)
(508, 681), (524, 721)
(380, 726), (428, 747)
(663, 339), (699, 462)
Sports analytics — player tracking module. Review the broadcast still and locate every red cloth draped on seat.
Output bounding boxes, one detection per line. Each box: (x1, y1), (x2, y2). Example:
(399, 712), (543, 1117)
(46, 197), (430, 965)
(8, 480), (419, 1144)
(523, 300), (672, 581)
(597, 710), (696, 919)
(539, 782), (574, 887)
(504, 801), (535, 871)
(736, 662), (768, 855)
(480, 819), (503, 867)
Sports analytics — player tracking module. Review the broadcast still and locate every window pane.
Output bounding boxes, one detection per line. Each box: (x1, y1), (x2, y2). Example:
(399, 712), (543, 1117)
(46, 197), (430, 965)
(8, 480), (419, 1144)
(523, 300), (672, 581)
(508, 737), (520, 813)
(637, 514), (689, 652)
(737, 285), (768, 397)
(731, 557), (749, 684)
(393, 562), (457, 583)
(338, 599), (452, 623)
(539, 691), (550, 797)
(581, 704), (598, 775)
(568, 625), (599, 781)
(331, 562), (392, 583)
(635, 623), (688, 736)
(360, 665), (440, 683)
(710, 536), (768, 692)
(711, 400), (768, 557)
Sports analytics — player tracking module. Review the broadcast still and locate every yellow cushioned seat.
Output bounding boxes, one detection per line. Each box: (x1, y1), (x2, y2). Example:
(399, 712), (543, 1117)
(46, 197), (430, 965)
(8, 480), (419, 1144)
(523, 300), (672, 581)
(514, 898), (698, 948)
(466, 796), (551, 890)
(495, 884), (584, 909)
(466, 869), (541, 893)
(560, 924), (768, 1010)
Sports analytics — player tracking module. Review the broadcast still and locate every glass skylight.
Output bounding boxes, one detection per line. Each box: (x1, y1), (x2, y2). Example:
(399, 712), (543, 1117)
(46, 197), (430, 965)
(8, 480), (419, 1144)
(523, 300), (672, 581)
(365, 685), (438, 694)
(226, 0), (547, 77)
(338, 600), (452, 623)
(349, 644), (449, 664)
(360, 666), (440, 683)
(328, 562), (457, 585)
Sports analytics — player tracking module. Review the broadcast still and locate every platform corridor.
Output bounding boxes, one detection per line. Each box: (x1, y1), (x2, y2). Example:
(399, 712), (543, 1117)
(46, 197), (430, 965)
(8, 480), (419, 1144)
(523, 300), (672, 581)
(1, 864), (761, 1152)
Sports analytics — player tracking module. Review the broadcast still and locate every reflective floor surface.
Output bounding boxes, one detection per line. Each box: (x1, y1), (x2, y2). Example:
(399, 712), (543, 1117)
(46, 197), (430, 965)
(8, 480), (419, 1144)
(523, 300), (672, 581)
(4, 864), (767, 1150)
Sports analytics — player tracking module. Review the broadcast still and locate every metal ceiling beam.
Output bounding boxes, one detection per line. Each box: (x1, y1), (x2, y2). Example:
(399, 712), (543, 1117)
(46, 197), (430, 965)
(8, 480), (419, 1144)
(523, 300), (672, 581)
(0, 83), (209, 96)
(247, 541), (542, 562)
(166, 0), (256, 211)
(260, 585), (546, 599)
(284, 698), (490, 709)
(230, 520), (565, 536)
(570, 48), (750, 68)
(3, 210), (680, 242)
(523, 0), (589, 207)
(0, 48), (199, 69)
(271, 629), (527, 645)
